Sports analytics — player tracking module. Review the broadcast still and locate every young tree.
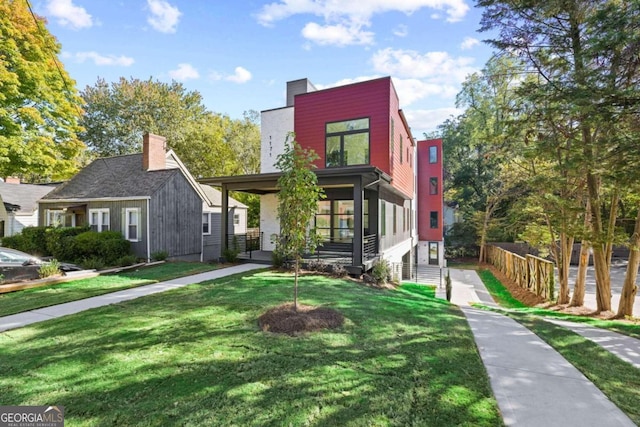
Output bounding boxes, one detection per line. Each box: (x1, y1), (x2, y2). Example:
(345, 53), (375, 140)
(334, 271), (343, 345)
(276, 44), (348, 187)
(0, 0), (85, 181)
(274, 134), (325, 311)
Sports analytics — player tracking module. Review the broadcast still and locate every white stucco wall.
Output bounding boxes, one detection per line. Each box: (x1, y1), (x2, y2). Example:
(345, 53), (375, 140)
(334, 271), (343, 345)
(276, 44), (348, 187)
(417, 240), (445, 267)
(260, 193), (280, 251)
(261, 107), (294, 173)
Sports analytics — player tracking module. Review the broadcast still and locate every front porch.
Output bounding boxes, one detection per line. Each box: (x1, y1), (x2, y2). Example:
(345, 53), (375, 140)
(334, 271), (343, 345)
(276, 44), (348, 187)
(231, 232), (379, 274)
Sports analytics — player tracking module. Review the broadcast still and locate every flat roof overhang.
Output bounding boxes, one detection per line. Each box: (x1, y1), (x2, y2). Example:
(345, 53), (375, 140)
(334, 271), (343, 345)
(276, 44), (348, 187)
(198, 166), (410, 199)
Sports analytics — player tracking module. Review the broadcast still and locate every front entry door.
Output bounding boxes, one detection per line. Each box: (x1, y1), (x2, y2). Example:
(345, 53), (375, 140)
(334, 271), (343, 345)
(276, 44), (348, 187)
(429, 242), (439, 266)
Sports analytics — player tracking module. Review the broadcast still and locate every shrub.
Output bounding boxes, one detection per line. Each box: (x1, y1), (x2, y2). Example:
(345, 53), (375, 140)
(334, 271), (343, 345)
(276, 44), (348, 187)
(19, 227), (49, 255)
(445, 269), (452, 302)
(80, 256), (106, 270)
(72, 231), (131, 266)
(117, 255), (138, 267)
(371, 259), (391, 284)
(271, 250), (286, 268)
(222, 247), (240, 263)
(38, 259), (62, 278)
(151, 250), (168, 261)
(45, 226), (90, 261)
(330, 264), (348, 278)
(306, 259), (327, 272)
(0, 234), (24, 251)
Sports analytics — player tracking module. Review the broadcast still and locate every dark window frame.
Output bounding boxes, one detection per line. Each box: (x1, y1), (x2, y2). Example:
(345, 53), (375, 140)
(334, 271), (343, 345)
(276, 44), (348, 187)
(325, 117), (371, 168)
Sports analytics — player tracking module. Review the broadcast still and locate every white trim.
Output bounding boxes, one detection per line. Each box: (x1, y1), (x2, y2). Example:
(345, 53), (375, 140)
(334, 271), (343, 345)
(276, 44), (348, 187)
(88, 208), (110, 232)
(165, 150), (213, 205)
(125, 207), (141, 242)
(202, 212), (212, 235)
(146, 199), (151, 262)
(40, 196), (151, 203)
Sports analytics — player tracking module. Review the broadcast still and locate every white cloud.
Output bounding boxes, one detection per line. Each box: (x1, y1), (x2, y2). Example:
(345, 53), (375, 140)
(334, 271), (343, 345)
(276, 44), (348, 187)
(147, 0), (181, 33)
(393, 24), (408, 37)
(226, 67), (252, 84)
(169, 63), (200, 81)
(301, 22), (374, 46)
(256, 0), (469, 46)
(404, 107), (462, 135)
(460, 36), (480, 50)
(372, 47), (477, 83)
(392, 78), (459, 105)
(257, 0), (470, 26)
(211, 67), (253, 84)
(46, 0), (93, 30)
(72, 51), (134, 66)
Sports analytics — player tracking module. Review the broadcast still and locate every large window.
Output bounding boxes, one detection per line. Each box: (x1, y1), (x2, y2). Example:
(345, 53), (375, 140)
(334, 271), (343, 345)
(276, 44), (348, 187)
(325, 118), (370, 167)
(125, 208), (141, 242)
(89, 209), (110, 232)
(315, 199), (368, 242)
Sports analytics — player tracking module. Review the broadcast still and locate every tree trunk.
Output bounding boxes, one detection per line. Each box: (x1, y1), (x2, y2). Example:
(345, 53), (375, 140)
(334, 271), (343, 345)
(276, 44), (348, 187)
(616, 207), (640, 318)
(586, 174), (612, 312)
(571, 202), (592, 307)
(294, 257), (299, 311)
(478, 205), (491, 264)
(570, 241), (590, 307)
(557, 232), (574, 304)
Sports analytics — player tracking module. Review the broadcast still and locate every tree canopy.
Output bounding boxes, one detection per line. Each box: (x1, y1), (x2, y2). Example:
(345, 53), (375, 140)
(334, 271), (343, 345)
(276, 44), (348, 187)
(0, 0), (84, 181)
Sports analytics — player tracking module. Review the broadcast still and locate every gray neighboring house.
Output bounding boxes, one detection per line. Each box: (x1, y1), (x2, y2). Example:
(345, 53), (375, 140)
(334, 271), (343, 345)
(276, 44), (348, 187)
(0, 178), (57, 238)
(39, 133), (246, 262)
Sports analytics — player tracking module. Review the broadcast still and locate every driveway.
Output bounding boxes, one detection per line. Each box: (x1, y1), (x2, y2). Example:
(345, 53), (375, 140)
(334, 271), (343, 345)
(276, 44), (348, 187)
(565, 260), (640, 315)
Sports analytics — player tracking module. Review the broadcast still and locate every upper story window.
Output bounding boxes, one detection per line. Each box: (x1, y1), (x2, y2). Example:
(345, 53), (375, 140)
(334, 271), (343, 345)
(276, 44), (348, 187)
(325, 118), (370, 167)
(89, 208), (110, 232)
(429, 177), (438, 195)
(429, 146), (438, 163)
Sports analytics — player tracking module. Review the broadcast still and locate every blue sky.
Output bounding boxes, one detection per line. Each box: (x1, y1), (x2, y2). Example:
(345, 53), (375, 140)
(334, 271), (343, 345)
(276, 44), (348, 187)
(35, 0), (495, 137)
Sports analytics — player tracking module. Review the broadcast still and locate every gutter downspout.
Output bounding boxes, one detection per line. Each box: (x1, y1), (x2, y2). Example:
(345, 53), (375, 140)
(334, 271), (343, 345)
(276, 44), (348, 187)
(146, 198), (151, 262)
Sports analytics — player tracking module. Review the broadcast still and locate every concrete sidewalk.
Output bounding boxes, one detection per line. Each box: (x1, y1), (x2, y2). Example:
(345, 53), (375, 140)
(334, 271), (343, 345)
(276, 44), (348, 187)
(447, 268), (636, 427)
(0, 263), (266, 333)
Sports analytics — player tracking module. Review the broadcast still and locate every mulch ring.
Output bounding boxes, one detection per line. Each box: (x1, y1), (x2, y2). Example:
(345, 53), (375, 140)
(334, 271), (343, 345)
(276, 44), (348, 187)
(258, 303), (345, 336)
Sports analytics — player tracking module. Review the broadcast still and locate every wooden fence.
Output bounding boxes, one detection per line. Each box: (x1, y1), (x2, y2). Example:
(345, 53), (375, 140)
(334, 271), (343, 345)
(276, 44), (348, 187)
(484, 245), (555, 301)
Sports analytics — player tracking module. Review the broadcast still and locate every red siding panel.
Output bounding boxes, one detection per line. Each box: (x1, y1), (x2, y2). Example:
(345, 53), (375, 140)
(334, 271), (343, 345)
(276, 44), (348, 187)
(418, 139), (443, 241)
(294, 77), (415, 198)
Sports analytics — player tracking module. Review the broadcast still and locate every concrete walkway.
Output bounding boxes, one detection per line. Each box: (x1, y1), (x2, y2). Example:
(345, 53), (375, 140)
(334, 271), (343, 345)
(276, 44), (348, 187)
(0, 263), (266, 333)
(447, 268), (637, 427)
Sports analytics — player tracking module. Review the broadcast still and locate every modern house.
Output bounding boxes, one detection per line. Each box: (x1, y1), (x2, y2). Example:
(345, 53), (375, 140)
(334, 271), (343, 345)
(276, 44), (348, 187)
(39, 133), (246, 262)
(201, 77), (445, 277)
(0, 178), (57, 238)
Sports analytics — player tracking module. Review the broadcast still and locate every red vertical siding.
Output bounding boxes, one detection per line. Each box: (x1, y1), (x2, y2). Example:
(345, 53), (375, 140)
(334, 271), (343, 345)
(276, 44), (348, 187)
(294, 77), (414, 198)
(418, 139), (443, 241)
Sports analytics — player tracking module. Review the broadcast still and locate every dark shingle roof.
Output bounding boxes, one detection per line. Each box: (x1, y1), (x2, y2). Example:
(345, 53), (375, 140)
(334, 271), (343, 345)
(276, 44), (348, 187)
(0, 182), (57, 213)
(42, 154), (179, 200)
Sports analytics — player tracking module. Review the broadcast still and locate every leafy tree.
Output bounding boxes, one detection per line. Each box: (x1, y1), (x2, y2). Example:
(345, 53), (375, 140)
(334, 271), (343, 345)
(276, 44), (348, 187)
(0, 0), (85, 181)
(478, 0), (640, 312)
(274, 134), (325, 311)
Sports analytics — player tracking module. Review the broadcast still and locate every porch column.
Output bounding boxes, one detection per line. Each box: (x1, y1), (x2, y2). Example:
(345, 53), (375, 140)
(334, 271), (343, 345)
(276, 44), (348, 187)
(353, 177), (363, 267)
(221, 184), (229, 254)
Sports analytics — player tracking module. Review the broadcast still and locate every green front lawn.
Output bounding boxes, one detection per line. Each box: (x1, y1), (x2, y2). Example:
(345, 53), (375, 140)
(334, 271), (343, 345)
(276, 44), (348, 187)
(0, 262), (218, 317)
(0, 271), (502, 426)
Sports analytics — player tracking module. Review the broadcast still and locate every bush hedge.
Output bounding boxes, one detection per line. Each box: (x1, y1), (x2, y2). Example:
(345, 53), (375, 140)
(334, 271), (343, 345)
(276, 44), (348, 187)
(2, 226), (131, 266)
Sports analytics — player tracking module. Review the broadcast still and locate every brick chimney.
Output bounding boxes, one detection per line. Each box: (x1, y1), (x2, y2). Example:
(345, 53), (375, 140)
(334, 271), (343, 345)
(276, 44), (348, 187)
(142, 133), (166, 171)
(5, 176), (20, 184)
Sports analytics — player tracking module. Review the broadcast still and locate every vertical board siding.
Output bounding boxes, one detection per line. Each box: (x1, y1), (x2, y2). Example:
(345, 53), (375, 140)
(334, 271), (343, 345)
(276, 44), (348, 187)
(150, 172), (202, 259)
(378, 188), (412, 252)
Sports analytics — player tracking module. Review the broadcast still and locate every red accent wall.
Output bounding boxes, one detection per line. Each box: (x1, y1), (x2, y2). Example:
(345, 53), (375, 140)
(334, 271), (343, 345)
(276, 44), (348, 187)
(417, 139), (443, 241)
(294, 77), (414, 198)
